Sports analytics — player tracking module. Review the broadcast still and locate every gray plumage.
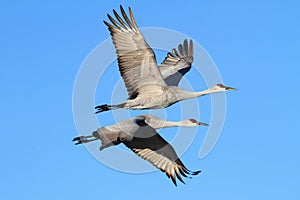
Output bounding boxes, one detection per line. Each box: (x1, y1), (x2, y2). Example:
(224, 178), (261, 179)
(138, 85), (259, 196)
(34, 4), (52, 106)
(159, 39), (193, 86)
(95, 6), (236, 113)
(73, 114), (208, 186)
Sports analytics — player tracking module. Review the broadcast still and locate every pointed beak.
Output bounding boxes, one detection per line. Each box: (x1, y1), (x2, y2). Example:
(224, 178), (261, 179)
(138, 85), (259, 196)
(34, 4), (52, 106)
(225, 86), (237, 91)
(197, 121), (209, 126)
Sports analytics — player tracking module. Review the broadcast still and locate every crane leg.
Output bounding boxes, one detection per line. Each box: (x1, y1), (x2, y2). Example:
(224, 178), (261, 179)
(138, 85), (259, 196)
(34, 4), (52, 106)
(72, 135), (98, 145)
(95, 103), (126, 114)
(95, 104), (113, 113)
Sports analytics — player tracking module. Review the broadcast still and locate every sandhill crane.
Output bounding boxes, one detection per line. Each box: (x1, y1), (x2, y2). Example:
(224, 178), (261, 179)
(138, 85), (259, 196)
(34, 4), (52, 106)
(73, 114), (208, 186)
(95, 6), (236, 113)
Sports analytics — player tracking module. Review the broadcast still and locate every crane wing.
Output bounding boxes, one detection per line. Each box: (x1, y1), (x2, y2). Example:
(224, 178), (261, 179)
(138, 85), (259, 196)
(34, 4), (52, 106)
(159, 39), (194, 86)
(120, 125), (200, 186)
(104, 6), (167, 100)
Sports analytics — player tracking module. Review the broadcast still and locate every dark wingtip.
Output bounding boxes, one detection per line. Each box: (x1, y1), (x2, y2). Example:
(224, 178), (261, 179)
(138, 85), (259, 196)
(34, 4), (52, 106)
(175, 170), (185, 184)
(74, 140), (82, 145)
(95, 104), (106, 109)
(112, 9), (119, 18)
(103, 20), (108, 25)
(192, 170), (201, 175)
(170, 175), (177, 186)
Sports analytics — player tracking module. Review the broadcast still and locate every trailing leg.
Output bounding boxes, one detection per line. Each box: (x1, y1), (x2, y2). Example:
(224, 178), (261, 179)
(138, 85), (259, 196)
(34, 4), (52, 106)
(94, 103), (126, 114)
(72, 135), (98, 145)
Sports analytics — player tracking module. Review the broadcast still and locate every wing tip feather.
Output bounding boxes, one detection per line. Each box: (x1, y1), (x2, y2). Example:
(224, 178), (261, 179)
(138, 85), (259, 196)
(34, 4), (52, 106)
(128, 7), (138, 30)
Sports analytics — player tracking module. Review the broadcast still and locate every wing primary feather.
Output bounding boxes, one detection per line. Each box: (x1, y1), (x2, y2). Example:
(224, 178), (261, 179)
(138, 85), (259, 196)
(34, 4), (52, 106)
(113, 9), (128, 29)
(183, 39), (188, 56)
(172, 48), (180, 57)
(129, 7), (139, 31)
(182, 166), (200, 175)
(179, 167), (188, 177)
(167, 52), (173, 58)
(165, 171), (171, 178)
(178, 44), (184, 56)
(169, 167), (177, 186)
(191, 170), (201, 175)
(120, 5), (133, 29)
(107, 14), (123, 30)
(165, 164), (172, 179)
(175, 167), (185, 184)
(189, 40), (193, 56)
(170, 173), (177, 186)
(103, 20), (116, 30)
(182, 167), (190, 175)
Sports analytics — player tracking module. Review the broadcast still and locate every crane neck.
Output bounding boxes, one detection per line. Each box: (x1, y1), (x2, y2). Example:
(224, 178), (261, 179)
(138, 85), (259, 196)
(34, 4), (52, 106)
(150, 120), (192, 129)
(175, 87), (224, 101)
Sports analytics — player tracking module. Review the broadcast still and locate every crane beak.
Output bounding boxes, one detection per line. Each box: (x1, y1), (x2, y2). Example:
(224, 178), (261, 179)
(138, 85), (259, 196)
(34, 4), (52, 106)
(197, 122), (209, 126)
(225, 86), (237, 91)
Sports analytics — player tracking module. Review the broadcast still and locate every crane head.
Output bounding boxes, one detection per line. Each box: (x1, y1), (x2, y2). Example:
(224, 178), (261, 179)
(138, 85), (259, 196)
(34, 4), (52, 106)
(188, 119), (209, 126)
(216, 83), (237, 91)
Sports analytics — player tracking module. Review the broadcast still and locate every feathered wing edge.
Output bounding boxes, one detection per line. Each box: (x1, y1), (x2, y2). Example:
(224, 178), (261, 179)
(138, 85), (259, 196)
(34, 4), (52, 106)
(103, 6), (139, 33)
(102, 5), (167, 100)
(130, 147), (201, 186)
(161, 39), (194, 67)
(160, 39), (194, 86)
(120, 126), (201, 186)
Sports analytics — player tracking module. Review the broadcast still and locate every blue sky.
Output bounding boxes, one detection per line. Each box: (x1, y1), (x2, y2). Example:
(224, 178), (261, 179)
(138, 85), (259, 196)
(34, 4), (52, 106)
(1, 1), (300, 199)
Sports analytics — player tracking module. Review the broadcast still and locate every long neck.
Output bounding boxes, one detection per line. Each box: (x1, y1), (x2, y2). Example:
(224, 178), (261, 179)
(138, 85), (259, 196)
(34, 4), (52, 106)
(175, 87), (224, 101)
(150, 120), (190, 129)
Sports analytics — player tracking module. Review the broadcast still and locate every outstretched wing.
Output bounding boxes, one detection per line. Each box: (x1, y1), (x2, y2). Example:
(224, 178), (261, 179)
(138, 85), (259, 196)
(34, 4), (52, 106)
(104, 6), (167, 99)
(120, 125), (200, 186)
(159, 39), (194, 86)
